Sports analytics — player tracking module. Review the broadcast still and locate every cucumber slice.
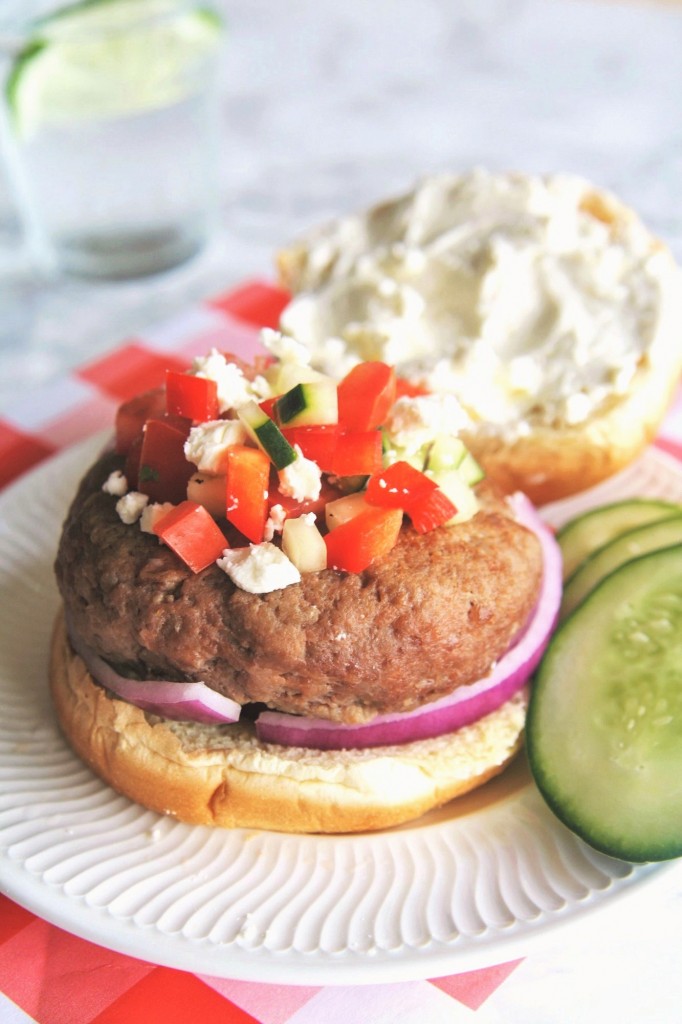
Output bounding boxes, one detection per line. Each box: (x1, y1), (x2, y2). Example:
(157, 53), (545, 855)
(238, 401), (296, 470)
(561, 515), (682, 620)
(6, 0), (224, 139)
(527, 544), (682, 862)
(557, 499), (680, 581)
(274, 379), (338, 427)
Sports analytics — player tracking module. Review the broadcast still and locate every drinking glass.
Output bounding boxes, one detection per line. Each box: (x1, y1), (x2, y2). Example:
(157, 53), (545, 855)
(0, 0), (225, 279)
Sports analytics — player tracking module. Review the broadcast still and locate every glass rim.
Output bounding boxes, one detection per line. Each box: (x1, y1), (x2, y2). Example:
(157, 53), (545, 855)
(0, 1), (222, 54)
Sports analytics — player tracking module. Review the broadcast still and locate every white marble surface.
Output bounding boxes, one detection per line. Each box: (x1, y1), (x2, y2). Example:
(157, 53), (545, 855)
(1, 0), (682, 412)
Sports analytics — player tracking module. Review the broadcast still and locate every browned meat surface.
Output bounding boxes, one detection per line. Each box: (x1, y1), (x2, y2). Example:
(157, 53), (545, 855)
(55, 452), (543, 723)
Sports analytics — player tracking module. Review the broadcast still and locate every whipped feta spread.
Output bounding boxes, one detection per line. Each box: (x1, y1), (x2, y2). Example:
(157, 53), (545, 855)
(280, 170), (682, 438)
(384, 393), (470, 454)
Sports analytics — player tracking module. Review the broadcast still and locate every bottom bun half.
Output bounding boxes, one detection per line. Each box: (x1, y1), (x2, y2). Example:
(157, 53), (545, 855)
(50, 609), (527, 834)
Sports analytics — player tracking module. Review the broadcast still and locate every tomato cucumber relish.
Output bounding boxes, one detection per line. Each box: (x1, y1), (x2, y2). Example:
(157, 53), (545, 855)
(105, 331), (485, 593)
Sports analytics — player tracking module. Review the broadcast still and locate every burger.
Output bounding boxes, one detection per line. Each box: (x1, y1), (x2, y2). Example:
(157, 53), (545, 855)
(50, 338), (562, 834)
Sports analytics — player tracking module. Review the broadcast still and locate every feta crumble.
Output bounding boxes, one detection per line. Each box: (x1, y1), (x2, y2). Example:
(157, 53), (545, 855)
(116, 491), (149, 525)
(102, 470), (128, 496)
(184, 419), (248, 473)
(261, 327), (311, 366)
(190, 348), (271, 412)
(264, 503), (287, 541)
(277, 446), (322, 502)
(217, 543), (301, 594)
(140, 502), (175, 534)
(384, 394), (470, 454)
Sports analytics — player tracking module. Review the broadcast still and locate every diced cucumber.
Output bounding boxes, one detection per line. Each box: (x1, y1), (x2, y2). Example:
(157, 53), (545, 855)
(426, 435), (484, 486)
(187, 472), (226, 519)
(426, 435), (468, 472)
(431, 470), (479, 525)
(238, 401), (296, 469)
(268, 361), (328, 395)
(527, 544), (682, 862)
(274, 379), (338, 427)
(557, 498), (680, 581)
(561, 514), (682, 620)
(456, 451), (484, 486)
(325, 491), (369, 531)
(382, 441), (428, 471)
(282, 515), (327, 572)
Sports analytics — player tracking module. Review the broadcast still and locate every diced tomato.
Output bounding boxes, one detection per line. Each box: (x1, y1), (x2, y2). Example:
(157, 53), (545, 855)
(166, 370), (218, 422)
(224, 445), (270, 543)
(365, 460), (437, 509)
(408, 488), (458, 534)
(137, 416), (193, 504)
(281, 424), (339, 472)
(395, 377), (430, 400)
(337, 362), (396, 430)
(259, 396), (279, 421)
(115, 387), (166, 455)
(328, 430), (383, 477)
(123, 432), (144, 489)
(153, 500), (227, 573)
(365, 460), (456, 533)
(324, 506), (403, 573)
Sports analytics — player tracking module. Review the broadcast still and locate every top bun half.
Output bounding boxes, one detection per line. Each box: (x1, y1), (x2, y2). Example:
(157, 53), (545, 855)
(276, 171), (682, 505)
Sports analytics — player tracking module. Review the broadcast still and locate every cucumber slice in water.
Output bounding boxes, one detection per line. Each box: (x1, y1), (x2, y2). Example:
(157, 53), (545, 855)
(6, 0), (224, 138)
(561, 514), (682, 620)
(557, 498), (680, 581)
(527, 544), (682, 862)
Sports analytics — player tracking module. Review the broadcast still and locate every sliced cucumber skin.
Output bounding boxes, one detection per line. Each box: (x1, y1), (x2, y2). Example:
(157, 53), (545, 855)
(528, 544), (682, 862)
(557, 499), (680, 581)
(238, 402), (296, 469)
(561, 514), (682, 621)
(275, 384), (307, 425)
(274, 380), (338, 427)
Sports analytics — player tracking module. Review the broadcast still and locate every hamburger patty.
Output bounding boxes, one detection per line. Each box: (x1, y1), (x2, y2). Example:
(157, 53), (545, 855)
(55, 451), (543, 724)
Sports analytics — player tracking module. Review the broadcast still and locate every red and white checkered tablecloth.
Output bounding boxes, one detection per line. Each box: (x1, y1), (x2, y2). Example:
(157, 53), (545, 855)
(1, 279), (681, 1024)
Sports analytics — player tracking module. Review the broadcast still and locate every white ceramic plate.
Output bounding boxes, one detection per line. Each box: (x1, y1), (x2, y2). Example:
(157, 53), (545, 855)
(1, 437), (681, 985)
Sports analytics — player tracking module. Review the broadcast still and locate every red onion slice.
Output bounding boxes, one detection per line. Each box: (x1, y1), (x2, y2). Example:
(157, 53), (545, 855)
(256, 492), (562, 749)
(69, 631), (242, 725)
